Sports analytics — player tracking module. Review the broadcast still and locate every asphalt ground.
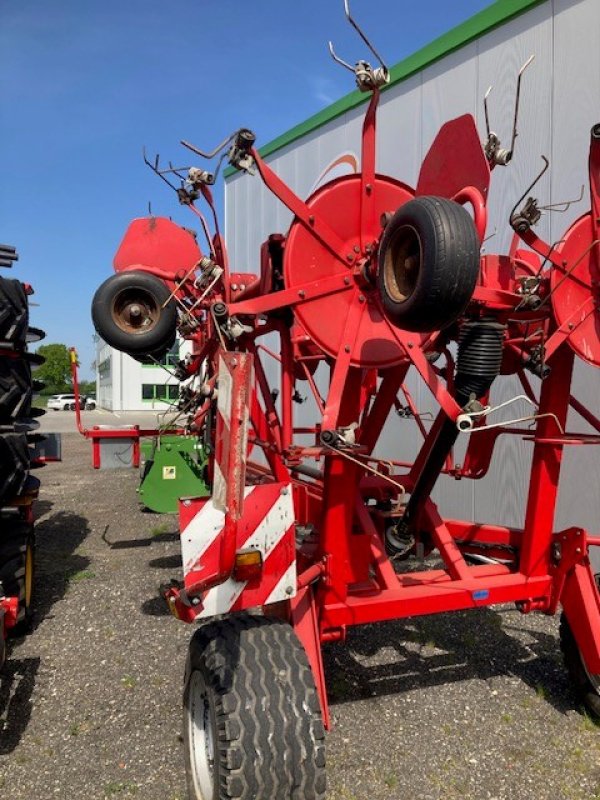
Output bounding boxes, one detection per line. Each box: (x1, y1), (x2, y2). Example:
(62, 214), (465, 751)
(1, 410), (599, 799)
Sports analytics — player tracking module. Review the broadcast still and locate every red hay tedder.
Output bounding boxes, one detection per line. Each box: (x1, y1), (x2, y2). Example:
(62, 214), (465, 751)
(91, 4), (600, 797)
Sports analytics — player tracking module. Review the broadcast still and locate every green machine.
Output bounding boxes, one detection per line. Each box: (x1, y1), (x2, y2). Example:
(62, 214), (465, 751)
(139, 435), (210, 514)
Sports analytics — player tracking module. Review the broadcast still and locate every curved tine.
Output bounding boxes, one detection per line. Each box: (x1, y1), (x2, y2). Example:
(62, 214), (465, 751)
(343, 0), (387, 70)
(328, 40), (355, 72)
(509, 54), (535, 154)
(540, 185), (585, 213)
(180, 133), (234, 160)
(483, 86), (493, 138)
(509, 155), (549, 221)
(142, 147), (180, 191)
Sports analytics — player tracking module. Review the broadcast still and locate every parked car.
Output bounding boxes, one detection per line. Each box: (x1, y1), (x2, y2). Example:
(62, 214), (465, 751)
(47, 394), (97, 411)
(47, 394), (78, 411)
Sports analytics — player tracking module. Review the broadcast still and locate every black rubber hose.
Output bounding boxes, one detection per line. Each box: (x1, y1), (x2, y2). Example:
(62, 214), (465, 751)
(396, 318), (505, 538)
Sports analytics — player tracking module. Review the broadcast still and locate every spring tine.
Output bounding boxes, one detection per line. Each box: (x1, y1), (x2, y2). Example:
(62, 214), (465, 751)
(509, 155), (550, 222)
(509, 54), (535, 156)
(483, 86), (493, 140)
(327, 41), (355, 73)
(343, 0), (388, 71)
(538, 185), (585, 213)
(180, 133), (234, 160)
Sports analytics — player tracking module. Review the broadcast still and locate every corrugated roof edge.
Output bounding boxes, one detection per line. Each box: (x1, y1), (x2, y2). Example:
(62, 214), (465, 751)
(224, 0), (547, 180)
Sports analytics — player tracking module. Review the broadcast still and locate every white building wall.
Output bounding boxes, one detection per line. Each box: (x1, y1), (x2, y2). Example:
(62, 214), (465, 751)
(224, 0), (600, 534)
(95, 338), (190, 412)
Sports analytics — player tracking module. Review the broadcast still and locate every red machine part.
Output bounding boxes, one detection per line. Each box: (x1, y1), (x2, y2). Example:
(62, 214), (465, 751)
(113, 216), (202, 282)
(89, 45), (600, 793)
(284, 174), (415, 368)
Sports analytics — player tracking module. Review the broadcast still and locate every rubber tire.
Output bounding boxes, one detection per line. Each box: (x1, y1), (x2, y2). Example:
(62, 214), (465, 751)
(0, 520), (34, 635)
(183, 614), (326, 800)
(0, 432), (30, 505)
(560, 611), (600, 717)
(0, 358), (32, 422)
(0, 277), (28, 345)
(377, 196), (480, 332)
(91, 271), (177, 356)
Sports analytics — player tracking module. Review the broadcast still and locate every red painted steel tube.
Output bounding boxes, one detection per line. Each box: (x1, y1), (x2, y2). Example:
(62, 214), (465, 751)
(520, 346), (574, 575)
(322, 572), (551, 629)
(297, 563), (325, 590)
(452, 186), (487, 243)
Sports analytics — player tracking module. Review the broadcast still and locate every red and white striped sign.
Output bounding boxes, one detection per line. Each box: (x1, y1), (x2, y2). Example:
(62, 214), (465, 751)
(213, 351), (253, 516)
(180, 482), (297, 618)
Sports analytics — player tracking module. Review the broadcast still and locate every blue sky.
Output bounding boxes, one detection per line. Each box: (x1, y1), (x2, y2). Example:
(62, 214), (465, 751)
(1, 0), (491, 378)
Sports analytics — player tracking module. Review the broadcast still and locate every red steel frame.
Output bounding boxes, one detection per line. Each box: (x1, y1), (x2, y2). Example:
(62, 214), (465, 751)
(97, 80), (600, 730)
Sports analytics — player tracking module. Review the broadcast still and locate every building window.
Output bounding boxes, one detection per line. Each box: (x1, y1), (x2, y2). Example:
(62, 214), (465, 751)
(142, 383), (179, 403)
(141, 341), (180, 368)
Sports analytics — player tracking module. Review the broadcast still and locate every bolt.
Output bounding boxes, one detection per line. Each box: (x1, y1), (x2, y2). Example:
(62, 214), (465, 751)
(309, 215), (315, 225)
(358, 294), (365, 303)
(343, 277), (351, 286)
(129, 304), (141, 317)
(298, 289), (306, 298)
(346, 254), (355, 263)
(576, 547), (582, 554)
(407, 342), (413, 349)
(568, 322), (574, 330)
(344, 345), (350, 353)
(353, 244), (360, 253)
(192, 597), (201, 606)
(231, 283), (238, 291)
(285, 586), (294, 595)
(366, 183), (372, 194)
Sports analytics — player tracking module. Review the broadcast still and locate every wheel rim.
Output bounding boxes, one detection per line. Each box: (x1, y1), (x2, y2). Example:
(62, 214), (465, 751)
(111, 287), (161, 335)
(24, 542), (33, 609)
(187, 670), (215, 799)
(382, 223), (422, 303)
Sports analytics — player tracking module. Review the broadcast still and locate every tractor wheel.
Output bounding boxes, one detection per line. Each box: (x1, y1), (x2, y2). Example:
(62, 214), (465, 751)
(0, 358), (32, 422)
(91, 270), (177, 356)
(0, 277), (28, 345)
(183, 614), (326, 800)
(560, 609), (600, 718)
(377, 196), (480, 332)
(0, 432), (30, 505)
(0, 520), (35, 635)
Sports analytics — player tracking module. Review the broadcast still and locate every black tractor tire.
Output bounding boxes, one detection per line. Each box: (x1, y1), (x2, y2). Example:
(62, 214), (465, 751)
(377, 196), (480, 332)
(0, 432), (30, 505)
(0, 358), (32, 422)
(0, 277), (28, 345)
(25, 326), (46, 344)
(560, 610), (600, 718)
(91, 271), (177, 356)
(0, 520), (35, 635)
(183, 614), (326, 800)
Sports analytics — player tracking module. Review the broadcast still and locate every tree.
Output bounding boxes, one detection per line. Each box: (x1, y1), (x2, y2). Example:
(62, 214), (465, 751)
(35, 343), (72, 394)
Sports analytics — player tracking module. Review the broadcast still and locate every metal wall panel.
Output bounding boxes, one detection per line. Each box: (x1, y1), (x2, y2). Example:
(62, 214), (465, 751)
(225, 0), (600, 536)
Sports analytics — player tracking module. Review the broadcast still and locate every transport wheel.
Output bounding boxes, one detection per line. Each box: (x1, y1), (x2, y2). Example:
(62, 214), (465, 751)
(0, 432), (30, 505)
(0, 520), (35, 635)
(560, 607), (600, 718)
(0, 358), (32, 422)
(183, 614), (326, 800)
(0, 277), (28, 345)
(377, 196), (480, 332)
(91, 270), (177, 356)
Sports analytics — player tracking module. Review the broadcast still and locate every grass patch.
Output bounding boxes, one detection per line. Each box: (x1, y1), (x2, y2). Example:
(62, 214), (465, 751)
(150, 523), (170, 537)
(121, 674), (137, 690)
(66, 568), (95, 585)
(104, 783), (138, 796)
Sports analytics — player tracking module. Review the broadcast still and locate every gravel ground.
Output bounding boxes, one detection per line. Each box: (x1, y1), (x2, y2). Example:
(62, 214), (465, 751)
(1, 414), (599, 799)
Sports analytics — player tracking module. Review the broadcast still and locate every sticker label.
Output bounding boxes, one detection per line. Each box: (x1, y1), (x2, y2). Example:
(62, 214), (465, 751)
(163, 466), (176, 480)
